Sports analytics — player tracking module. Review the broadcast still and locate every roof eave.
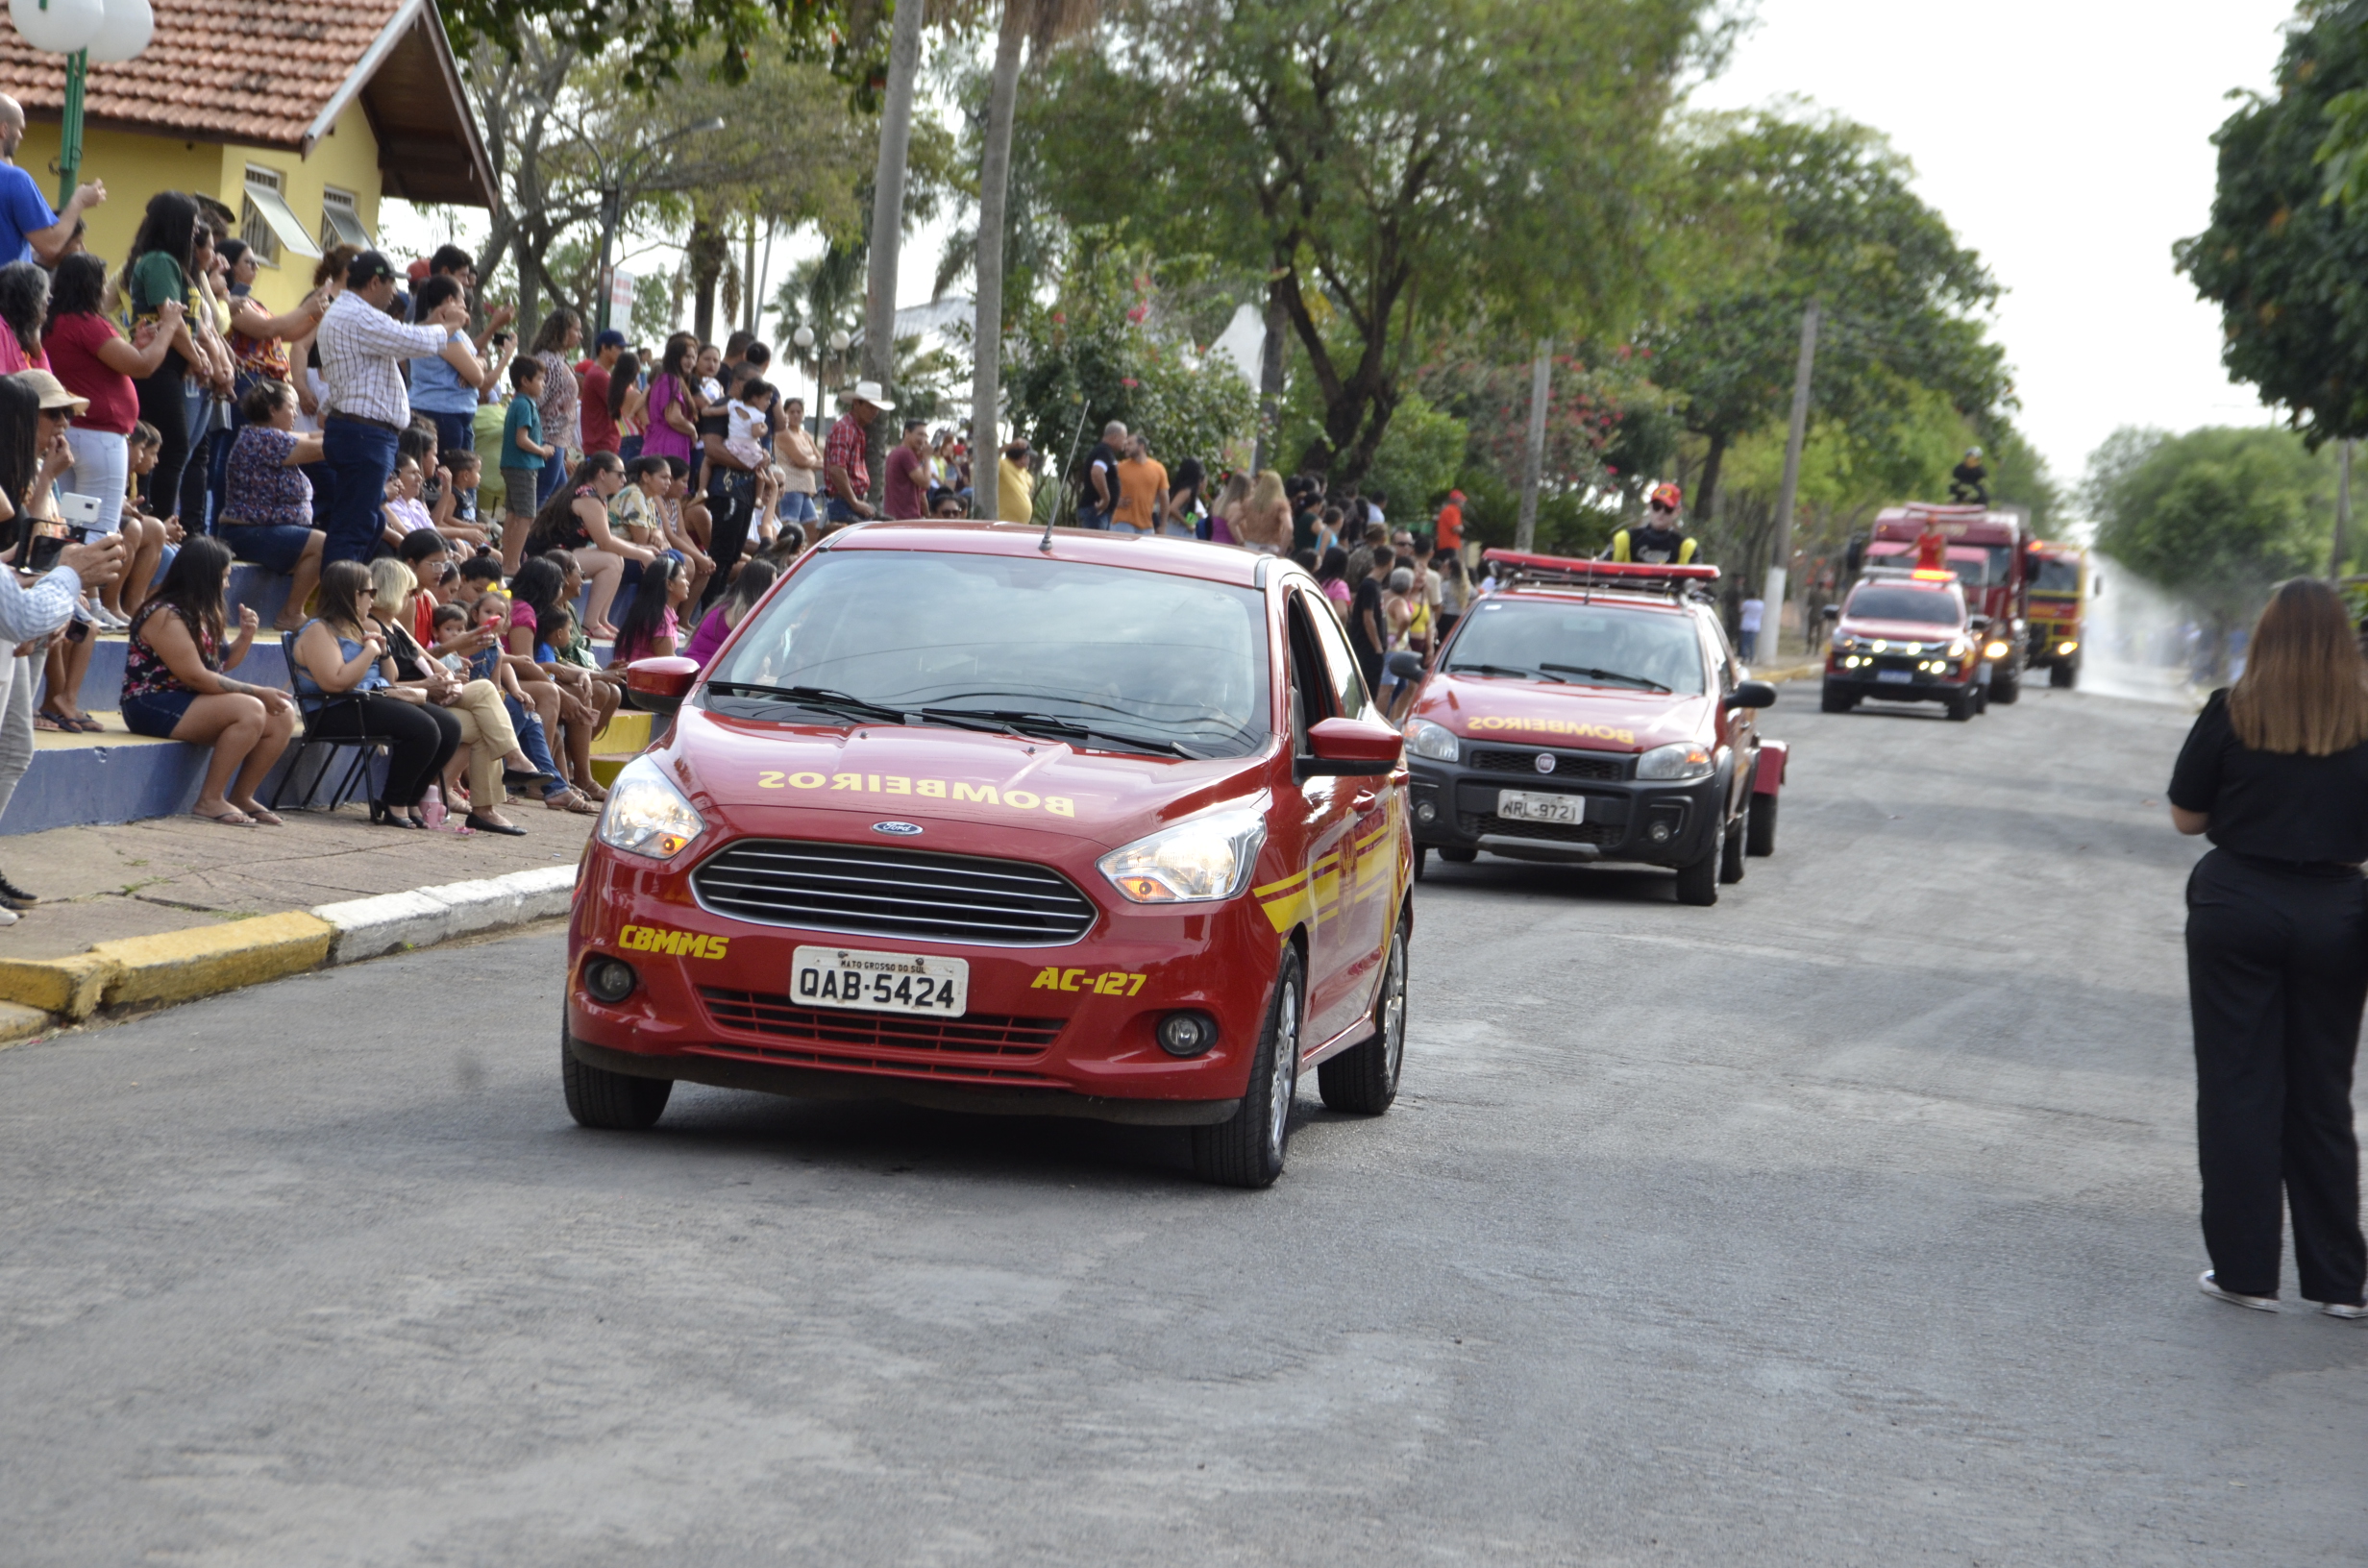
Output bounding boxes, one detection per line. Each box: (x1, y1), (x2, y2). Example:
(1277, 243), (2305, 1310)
(300, 0), (422, 159)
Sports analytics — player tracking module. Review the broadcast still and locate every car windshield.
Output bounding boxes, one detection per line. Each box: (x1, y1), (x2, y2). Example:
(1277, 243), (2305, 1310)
(2032, 556), (2081, 593)
(1446, 599), (1705, 694)
(1847, 586), (1962, 625)
(707, 550), (1271, 757)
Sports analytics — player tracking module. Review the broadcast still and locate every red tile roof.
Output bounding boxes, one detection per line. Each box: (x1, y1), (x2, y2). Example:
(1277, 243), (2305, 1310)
(0, 0), (493, 205)
(0, 0), (406, 148)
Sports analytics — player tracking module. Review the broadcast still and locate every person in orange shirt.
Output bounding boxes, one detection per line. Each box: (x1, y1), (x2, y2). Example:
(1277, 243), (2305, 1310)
(1111, 435), (1169, 537)
(1914, 516), (1949, 571)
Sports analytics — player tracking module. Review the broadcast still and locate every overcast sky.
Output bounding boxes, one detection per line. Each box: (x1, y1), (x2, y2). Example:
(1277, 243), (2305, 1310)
(1690, 0), (2300, 496)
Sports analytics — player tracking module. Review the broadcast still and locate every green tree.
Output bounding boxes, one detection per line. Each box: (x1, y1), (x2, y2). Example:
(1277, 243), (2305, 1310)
(1026, 0), (1713, 489)
(2085, 427), (2333, 658)
(1641, 111), (2010, 526)
(439, 0), (852, 92)
(2176, 2), (2368, 444)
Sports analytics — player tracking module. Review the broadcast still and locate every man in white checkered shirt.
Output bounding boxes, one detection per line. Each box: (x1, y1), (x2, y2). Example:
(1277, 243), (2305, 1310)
(315, 250), (480, 569)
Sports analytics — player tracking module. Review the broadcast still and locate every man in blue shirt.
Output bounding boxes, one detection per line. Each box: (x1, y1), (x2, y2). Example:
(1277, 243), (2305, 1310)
(0, 95), (103, 265)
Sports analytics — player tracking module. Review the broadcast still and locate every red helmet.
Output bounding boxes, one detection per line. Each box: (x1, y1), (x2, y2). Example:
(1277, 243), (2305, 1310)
(1649, 482), (1683, 513)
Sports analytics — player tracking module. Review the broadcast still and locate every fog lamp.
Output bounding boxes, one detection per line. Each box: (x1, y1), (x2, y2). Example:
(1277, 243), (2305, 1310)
(1156, 1011), (1219, 1058)
(584, 957), (637, 1003)
(1416, 800), (1437, 823)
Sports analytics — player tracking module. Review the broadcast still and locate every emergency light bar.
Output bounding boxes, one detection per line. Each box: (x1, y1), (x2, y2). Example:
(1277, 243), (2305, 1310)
(1482, 549), (1719, 597)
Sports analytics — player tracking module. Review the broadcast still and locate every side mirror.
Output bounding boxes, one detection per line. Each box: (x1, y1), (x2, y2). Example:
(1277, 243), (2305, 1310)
(1723, 679), (1778, 710)
(1384, 649), (1425, 682)
(625, 655), (701, 716)
(1819, 604), (1840, 621)
(1301, 716), (1402, 777)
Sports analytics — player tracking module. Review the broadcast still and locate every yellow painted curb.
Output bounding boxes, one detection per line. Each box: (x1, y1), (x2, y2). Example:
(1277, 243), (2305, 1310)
(0, 999), (54, 1044)
(89, 912), (335, 1010)
(0, 951), (121, 1019)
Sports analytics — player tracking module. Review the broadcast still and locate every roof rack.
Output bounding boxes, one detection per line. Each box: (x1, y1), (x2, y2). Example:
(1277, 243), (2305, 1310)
(1482, 549), (1718, 600)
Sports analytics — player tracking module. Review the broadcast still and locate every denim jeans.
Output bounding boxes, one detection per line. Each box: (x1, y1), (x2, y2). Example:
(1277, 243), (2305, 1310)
(321, 418), (399, 568)
(777, 489), (819, 525)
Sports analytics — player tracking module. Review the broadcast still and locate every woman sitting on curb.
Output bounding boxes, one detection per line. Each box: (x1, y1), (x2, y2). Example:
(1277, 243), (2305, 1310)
(119, 536), (297, 827)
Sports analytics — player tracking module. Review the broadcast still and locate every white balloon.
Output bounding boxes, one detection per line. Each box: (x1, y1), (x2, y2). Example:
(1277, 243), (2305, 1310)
(8, 0), (103, 55)
(83, 0), (149, 63)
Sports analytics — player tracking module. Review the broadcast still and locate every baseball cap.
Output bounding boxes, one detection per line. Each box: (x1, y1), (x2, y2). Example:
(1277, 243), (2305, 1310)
(14, 369), (87, 416)
(594, 329), (627, 351)
(406, 257), (432, 283)
(346, 250), (398, 289)
(1649, 481), (1683, 511)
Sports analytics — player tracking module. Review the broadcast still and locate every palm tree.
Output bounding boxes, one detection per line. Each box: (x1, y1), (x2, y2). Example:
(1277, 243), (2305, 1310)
(968, 0), (1098, 520)
(862, 0), (932, 504)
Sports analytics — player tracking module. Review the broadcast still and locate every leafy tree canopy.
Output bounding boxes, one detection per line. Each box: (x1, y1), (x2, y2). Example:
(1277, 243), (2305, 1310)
(2084, 427), (2333, 621)
(2177, 0), (2368, 445)
(1024, 0), (1714, 489)
(1640, 110), (2010, 524)
(438, 0), (868, 92)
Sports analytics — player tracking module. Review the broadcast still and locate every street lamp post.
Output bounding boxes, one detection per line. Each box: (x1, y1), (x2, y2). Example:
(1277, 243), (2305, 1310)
(12, 0), (152, 206)
(792, 325), (816, 434)
(590, 114), (725, 337)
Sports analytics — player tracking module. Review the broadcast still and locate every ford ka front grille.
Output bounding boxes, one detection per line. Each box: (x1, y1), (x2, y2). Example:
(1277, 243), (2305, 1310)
(698, 991), (1064, 1057)
(689, 839), (1098, 946)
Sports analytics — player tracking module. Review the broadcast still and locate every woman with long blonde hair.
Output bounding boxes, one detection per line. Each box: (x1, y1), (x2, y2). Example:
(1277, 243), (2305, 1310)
(2168, 576), (2368, 1318)
(1234, 469), (1293, 555)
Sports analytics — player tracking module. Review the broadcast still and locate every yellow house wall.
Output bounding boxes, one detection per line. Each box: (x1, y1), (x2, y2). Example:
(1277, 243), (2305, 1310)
(12, 98), (384, 315)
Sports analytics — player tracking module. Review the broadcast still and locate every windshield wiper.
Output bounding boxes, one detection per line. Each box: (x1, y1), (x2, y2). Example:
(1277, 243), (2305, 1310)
(1448, 661), (1566, 684)
(1540, 662), (1671, 693)
(921, 706), (1203, 759)
(706, 682), (908, 726)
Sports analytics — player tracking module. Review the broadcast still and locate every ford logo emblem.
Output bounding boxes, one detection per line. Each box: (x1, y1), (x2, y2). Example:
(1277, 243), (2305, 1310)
(871, 821), (924, 837)
(1533, 753), (1556, 774)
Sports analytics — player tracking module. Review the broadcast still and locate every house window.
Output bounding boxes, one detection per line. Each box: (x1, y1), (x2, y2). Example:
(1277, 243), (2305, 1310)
(320, 187), (373, 252)
(239, 165), (319, 267)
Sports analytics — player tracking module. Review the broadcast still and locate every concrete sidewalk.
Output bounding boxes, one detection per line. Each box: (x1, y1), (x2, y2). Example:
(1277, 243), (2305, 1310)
(0, 802), (592, 962)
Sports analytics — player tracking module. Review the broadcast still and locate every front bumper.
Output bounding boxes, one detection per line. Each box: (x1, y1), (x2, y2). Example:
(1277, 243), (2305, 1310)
(1824, 651), (1976, 704)
(1406, 742), (1718, 867)
(566, 836), (1284, 1117)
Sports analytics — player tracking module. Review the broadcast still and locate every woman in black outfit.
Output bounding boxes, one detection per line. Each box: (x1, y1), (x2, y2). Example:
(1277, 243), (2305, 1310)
(290, 559), (459, 828)
(2169, 577), (2368, 1318)
(120, 191), (204, 527)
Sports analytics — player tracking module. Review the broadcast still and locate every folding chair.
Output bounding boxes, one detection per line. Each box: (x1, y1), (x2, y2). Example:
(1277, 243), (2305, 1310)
(266, 630), (395, 812)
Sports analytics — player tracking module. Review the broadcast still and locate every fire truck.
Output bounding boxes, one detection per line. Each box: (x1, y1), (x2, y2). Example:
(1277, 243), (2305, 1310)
(1859, 503), (2032, 703)
(2024, 541), (2093, 688)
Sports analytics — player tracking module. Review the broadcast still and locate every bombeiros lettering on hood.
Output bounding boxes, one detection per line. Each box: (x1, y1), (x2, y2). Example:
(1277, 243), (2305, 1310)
(1465, 715), (1637, 746)
(755, 769), (1076, 817)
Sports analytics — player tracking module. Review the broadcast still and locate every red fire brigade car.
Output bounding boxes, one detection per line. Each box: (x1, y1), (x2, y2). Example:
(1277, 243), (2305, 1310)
(566, 523), (1414, 1188)
(1394, 551), (1784, 907)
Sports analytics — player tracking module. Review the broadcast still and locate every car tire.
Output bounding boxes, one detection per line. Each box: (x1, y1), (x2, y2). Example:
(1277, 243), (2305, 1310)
(1745, 793), (1778, 857)
(1990, 662), (2022, 704)
(1412, 845), (1428, 882)
(1320, 915), (1408, 1115)
(2051, 660), (2078, 689)
(1675, 813), (1722, 906)
(1820, 681), (1857, 714)
(1191, 947), (1303, 1188)
(562, 1026), (673, 1130)
(1946, 690), (1975, 722)
(1438, 846), (1476, 864)
(1719, 796), (1748, 884)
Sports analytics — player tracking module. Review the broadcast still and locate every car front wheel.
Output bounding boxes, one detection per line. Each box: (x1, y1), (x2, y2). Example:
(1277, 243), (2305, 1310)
(562, 1025), (673, 1130)
(1191, 947), (1304, 1188)
(1675, 811), (1722, 906)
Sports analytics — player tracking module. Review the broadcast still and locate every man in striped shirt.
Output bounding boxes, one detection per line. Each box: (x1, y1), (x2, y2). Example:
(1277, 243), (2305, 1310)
(315, 251), (480, 569)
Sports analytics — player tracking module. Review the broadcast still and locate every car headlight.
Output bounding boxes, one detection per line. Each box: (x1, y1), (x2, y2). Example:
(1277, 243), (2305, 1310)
(1984, 640), (2010, 660)
(1948, 637), (1970, 657)
(1403, 717), (1458, 763)
(1098, 808), (1269, 903)
(1636, 741), (1714, 781)
(596, 756), (704, 860)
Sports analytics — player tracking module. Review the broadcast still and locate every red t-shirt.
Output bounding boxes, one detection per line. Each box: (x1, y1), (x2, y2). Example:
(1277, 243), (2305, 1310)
(42, 312), (134, 434)
(1435, 500), (1463, 553)
(576, 358), (617, 453)
(885, 444), (929, 519)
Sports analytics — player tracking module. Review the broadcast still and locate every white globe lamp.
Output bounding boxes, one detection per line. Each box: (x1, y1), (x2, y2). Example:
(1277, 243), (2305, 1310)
(84, 0), (150, 63)
(9, 0), (102, 54)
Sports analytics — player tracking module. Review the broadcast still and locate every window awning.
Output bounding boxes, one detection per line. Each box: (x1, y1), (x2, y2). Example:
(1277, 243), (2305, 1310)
(243, 182), (321, 260)
(322, 203), (374, 251)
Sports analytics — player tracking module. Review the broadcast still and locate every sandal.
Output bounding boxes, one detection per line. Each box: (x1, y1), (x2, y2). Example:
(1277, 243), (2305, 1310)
(67, 714), (103, 733)
(235, 805), (285, 826)
(545, 788), (599, 814)
(34, 709), (68, 732)
(191, 805), (254, 827)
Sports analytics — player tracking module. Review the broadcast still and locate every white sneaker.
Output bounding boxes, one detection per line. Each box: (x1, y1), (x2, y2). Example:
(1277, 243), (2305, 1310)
(2317, 1300), (2368, 1319)
(0, 906), (20, 925)
(2200, 1271), (2278, 1311)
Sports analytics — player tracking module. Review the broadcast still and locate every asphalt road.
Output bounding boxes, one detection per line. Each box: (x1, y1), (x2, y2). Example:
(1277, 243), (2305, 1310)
(5, 680), (2361, 1566)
